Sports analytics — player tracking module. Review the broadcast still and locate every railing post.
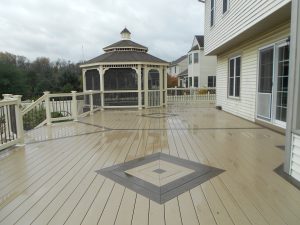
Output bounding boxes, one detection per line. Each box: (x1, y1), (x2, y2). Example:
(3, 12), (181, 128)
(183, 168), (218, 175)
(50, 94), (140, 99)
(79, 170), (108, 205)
(89, 90), (94, 115)
(14, 95), (24, 145)
(2, 94), (12, 140)
(71, 91), (78, 121)
(3, 94), (13, 100)
(44, 91), (51, 125)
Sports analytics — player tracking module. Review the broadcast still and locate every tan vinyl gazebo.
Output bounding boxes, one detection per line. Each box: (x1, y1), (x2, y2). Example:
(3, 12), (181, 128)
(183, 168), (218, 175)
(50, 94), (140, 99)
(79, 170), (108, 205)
(80, 28), (169, 109)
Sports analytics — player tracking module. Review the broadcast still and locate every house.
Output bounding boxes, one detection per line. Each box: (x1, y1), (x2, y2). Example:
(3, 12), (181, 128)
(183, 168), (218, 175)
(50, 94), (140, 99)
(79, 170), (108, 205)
(285, 0), (300, 182)
(187, 35), (217, 88)
(168, 55), (188, 77)
(80, 28), (168, 109)
(177, 69), (188, 87)
(203, 0), (291, 129)
(203, 0), (300, 181)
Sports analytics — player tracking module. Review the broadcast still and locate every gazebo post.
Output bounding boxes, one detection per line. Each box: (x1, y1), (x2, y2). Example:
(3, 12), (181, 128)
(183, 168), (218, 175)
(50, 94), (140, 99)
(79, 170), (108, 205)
(164, 67), (168, 106)
(159, 66), (163, 107)
(99, 66), (105, 110)
(137, 65), (142, 110)
(144, 66), (149, 108)
(82, 69), (87, 91)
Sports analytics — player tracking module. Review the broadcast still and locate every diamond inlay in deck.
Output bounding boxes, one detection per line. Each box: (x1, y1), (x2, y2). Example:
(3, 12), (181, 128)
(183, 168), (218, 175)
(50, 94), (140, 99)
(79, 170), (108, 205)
(97, 153), (224, 204)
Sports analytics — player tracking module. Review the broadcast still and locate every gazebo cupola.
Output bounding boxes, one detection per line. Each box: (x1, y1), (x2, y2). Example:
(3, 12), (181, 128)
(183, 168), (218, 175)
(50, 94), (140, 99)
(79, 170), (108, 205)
(80, 28), (169, 109)
(121, 27), (131, 40)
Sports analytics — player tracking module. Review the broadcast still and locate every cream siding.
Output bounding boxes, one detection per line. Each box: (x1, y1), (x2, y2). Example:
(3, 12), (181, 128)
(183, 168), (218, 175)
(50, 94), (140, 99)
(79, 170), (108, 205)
(216, 23), (290, 122)
(204, 0), (291, 54)
(199, 51), (217, 87)
(291, 134), (300, 181)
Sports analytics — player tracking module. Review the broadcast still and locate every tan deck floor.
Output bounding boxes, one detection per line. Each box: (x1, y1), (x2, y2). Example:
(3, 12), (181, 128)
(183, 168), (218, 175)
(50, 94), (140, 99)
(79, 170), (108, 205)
(0, 103), (300, 225)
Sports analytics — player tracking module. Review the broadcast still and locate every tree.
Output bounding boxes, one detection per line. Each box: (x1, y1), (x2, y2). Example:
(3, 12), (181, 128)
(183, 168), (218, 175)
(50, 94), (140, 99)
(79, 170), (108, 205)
(167, 74), (178, 88)
(0, 61), (28, 98)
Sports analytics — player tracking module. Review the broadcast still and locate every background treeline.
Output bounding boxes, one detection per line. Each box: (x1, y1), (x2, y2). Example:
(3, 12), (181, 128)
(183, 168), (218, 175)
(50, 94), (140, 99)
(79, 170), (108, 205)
(0, 52), (82, 100)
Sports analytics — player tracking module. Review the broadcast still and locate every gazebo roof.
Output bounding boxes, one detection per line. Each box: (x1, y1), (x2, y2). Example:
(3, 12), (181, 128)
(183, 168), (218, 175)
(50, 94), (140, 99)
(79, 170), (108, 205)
(82, 28), (168, 66)
(85, 51), (168, 64)
(103, 40), (148, 52)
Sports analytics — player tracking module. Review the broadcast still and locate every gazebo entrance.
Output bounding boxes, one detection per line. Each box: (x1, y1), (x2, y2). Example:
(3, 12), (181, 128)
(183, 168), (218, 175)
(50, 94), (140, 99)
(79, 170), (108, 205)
(148, 69), (161, 107)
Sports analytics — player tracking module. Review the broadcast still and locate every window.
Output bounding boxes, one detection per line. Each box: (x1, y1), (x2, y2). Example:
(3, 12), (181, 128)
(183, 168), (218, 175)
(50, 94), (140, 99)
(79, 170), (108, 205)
(223, 0), (229, 14)
(189, 77), (192, 87)
(228, 56), (241, 97)
(189, 54), (192, 64)
(194, 77), (199, 87)
(208, 76), (216, 87)
(210, 0), (215, 27)
(175, 66), (177, 73)
(194, 53), (199, 63)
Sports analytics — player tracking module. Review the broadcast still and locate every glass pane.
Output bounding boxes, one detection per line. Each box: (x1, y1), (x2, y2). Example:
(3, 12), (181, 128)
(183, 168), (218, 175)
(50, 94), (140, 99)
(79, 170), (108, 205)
(235, 77), (240, 97)
(194, 53), (199, 63)
(236, 57), (241, 77)
(223, 0), (228, 13)
(229, 59), (234, 78)
(259, 47), (274, 93)
(211, 10), (214, 26)
(194, 77), (198, 87)
(229, 78), (234, 96)
(189, 77), (192, 87)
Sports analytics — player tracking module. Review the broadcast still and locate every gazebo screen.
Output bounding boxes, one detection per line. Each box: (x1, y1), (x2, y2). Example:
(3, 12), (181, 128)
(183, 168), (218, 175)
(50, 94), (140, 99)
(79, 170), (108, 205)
(148, 69), (160, 90)
(104, 68), (138, 90)
(86, 69), (100, 90)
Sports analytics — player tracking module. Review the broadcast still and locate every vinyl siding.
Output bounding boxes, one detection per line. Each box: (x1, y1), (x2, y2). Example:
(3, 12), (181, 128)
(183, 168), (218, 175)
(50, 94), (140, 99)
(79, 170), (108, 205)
(291, 134), (300, 181)
(188, 50), (217, 87)
(205, 0), (291, 54)
(216, 22), (290, 122)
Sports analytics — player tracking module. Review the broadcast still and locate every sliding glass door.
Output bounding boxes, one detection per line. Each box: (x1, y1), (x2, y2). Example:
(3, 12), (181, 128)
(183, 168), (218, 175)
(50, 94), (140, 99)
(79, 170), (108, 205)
(257, 41), (290, 127)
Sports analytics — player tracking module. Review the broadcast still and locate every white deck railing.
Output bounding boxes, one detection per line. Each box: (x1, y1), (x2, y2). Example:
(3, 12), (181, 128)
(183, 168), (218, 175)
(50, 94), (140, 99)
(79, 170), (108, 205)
(167, 88), (216, 102)
(0, 95), (24, 151)
(1, 88), (216, 151)
(21, 91), (102, 131)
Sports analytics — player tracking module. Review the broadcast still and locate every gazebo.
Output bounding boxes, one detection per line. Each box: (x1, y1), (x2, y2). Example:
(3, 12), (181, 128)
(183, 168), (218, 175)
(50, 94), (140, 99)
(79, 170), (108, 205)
(80, 28), (169, 109)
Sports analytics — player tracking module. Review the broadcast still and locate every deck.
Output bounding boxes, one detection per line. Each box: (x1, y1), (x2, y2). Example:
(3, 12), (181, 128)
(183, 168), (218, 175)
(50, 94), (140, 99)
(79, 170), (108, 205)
(0, 103), (300, 225)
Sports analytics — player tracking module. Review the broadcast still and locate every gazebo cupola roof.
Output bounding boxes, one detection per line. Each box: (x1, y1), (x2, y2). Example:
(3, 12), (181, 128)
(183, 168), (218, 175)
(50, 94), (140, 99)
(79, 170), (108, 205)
(103, 28), (148, 53)
(121, 27), (131, 40)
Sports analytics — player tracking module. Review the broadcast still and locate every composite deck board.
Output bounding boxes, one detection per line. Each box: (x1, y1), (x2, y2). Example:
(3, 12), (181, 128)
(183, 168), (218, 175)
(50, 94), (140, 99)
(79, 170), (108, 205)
(28, 130), (125, 225)
(199, 131), (300, 225)
(0, 104), (299, 225)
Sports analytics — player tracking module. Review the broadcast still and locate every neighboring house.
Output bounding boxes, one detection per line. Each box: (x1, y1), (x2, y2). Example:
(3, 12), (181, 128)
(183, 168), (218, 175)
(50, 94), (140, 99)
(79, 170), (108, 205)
(168, 55), (188, 77)
(187, 35), (217, 88)
(177, 69), (188, 87)
(203, 0), (300, 181)
(285, 0), (300, 182)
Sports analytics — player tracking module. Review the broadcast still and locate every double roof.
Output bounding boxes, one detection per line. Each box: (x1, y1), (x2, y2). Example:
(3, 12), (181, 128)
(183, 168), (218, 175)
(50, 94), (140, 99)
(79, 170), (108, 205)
(82, 28), (167, 65)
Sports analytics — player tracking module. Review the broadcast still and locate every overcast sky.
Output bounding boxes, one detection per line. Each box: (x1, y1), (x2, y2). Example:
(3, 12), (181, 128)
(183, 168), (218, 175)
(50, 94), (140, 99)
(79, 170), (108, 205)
(0, 0), (205, 63)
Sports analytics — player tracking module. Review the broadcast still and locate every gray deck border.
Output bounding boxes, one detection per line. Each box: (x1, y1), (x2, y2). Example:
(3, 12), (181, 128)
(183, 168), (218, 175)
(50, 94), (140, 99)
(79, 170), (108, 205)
(97, 152), (224, 204)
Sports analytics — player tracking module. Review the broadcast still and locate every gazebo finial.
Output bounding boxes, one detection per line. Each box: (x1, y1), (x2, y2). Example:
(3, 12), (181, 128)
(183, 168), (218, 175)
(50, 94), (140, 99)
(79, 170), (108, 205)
(121, 27), (131, 40)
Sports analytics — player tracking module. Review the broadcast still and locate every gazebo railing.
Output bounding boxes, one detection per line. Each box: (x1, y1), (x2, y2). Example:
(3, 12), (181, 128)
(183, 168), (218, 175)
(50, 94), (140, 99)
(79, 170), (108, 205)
(103, 90), (139, 107)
